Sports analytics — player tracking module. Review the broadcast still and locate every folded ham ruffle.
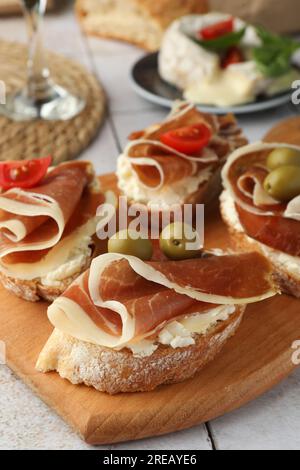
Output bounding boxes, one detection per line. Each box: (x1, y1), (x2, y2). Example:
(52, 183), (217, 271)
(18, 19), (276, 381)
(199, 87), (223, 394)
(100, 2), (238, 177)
(222, 142), (300, 256)
(0, 161), (105, 269)
(48, 251), (276, 349)
(121, 102), (248, 191)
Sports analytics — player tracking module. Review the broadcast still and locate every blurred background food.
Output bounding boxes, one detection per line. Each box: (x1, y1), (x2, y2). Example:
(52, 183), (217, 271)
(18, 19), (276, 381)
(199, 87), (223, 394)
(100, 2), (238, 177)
(75, 0), (300, 51)
(0, 0), (55, 15)
(75, 0), (209, 51)
(210, 0), (300, 34)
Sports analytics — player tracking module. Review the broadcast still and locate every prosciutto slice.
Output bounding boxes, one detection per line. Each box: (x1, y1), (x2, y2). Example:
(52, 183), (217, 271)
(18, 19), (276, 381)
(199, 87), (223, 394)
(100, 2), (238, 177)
(222, 142), (300, 256)
(122, 103), (248, 190)
(48, 252), (276, 348)
(0, 161), (97, 259)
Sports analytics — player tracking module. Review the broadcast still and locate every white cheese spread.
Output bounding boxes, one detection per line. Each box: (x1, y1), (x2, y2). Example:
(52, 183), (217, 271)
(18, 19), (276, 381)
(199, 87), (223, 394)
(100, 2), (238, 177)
(117, 153), (212, 208)
(127, 305), (236, 357)
(40, 236), (92, 288)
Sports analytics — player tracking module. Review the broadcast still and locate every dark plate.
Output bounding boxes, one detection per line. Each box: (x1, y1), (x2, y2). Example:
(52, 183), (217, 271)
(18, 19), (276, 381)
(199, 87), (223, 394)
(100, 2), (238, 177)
(131, 52), (293, 115)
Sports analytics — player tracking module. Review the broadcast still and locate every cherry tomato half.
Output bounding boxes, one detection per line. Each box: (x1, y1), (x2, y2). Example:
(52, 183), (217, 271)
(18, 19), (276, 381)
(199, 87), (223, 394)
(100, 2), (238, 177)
(199, 18), (234, 41)
(221, 47), (244, 68)
(0, 156), (52, 190)
(160, 124), (212, 155)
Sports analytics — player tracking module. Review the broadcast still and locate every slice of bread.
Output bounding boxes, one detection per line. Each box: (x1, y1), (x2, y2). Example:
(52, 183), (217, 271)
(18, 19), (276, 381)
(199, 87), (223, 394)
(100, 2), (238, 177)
(75, 0), (208, 51)
(36, 307), (244, 394)
(220, 190), (300, 298)
(0, 246), (94, 303)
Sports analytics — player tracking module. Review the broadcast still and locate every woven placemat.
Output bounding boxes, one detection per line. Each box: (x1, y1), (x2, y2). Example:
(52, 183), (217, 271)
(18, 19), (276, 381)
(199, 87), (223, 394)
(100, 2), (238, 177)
(0, 40), (106, 163)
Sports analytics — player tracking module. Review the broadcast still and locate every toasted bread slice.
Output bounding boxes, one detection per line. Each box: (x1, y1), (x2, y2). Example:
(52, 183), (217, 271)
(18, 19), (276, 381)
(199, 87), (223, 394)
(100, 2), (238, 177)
(75, 0), (208, 51)
(36, 307), (244, 394)
(0, 249), (94, 303)
(220, 190), (300, 298)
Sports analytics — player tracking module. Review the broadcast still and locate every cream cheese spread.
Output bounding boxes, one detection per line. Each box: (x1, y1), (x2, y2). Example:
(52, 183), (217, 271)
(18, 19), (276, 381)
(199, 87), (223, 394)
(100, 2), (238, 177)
(127, 305), (236, 357)
(117, 153), (212, 208)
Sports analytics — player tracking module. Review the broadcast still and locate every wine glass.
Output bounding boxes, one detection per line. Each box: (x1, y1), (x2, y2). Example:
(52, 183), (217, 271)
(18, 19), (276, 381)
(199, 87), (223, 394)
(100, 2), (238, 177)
(0, 0), (86, 121)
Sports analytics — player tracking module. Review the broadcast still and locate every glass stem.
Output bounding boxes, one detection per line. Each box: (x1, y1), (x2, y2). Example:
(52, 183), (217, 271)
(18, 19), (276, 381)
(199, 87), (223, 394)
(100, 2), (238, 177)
(22, 0), (53, 101)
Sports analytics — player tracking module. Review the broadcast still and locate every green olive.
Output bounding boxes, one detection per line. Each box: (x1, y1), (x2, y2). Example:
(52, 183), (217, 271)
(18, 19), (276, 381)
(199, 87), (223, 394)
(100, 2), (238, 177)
(264, 166), (300, 202)
(266, 148), (300, 170)
(159, 222), (201, 260)
(108, 229), (153, 260)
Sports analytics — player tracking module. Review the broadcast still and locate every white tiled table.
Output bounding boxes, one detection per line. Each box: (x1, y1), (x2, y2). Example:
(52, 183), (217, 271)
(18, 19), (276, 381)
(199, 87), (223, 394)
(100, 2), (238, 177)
(0, 4), (299, 451)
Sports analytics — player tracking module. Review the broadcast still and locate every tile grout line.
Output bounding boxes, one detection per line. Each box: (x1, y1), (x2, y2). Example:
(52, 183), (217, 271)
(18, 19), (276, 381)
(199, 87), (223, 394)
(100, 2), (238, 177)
(107, 113), (123, 152)
(205, 422), (218, 451)
(77, 27), (125, 151)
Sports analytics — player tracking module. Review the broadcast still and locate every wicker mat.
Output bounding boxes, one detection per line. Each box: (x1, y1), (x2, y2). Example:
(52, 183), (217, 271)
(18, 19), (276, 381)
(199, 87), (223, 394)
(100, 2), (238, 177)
(0, 40), (106, 163)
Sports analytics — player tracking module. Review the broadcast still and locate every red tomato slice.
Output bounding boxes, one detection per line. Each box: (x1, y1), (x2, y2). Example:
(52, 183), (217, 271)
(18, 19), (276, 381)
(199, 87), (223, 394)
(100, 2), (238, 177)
(221, 47), (244, 68)
(160, 124), (212, 155)
(0, 156), (52, 190)
(199, 18), (234, 40)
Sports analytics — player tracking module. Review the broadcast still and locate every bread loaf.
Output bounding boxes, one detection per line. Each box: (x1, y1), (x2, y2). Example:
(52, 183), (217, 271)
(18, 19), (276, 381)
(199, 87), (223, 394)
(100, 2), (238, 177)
(76, 0), (208, 51)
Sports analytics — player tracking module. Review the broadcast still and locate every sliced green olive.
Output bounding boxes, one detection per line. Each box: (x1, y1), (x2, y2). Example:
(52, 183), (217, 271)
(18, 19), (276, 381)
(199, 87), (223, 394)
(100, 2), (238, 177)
(266, 148), (300, 170)
(159, 222), (202, 260)
(264, 166), (300, 202)
(108, 229), (153, 261)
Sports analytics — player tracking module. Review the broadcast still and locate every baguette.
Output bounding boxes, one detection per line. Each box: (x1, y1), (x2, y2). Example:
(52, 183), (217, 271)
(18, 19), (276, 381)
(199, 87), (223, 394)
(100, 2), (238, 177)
(75, 0), (208, 51)
(220, 190), (300, 298)
(36, 306), (244, 394)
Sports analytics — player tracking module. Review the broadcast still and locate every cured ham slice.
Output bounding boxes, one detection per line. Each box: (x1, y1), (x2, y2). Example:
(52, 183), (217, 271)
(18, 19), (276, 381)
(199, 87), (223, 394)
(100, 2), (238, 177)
(48, 252), (276, 349)
(0, 162), (95, 258)
(236, 205), (300, 257)
(222, 142), (300, 256)
(122, 103), (247, 190)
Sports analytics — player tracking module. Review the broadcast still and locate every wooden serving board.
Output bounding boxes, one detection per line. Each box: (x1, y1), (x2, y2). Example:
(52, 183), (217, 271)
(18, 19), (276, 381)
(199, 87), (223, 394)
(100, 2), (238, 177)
(1, 172), (300, 445)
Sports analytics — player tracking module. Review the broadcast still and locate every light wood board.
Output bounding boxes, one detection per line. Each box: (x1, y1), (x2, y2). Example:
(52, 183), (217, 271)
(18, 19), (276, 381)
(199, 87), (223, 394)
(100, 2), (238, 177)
(0, 173), (300, 445)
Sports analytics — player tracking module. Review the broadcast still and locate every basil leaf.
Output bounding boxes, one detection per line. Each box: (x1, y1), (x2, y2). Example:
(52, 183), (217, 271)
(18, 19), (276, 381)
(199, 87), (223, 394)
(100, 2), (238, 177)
(256, 26), (298, 50)
(253, 26), (299, 78)
(253, 46), (292, 77)
(188, 27), (246, 51)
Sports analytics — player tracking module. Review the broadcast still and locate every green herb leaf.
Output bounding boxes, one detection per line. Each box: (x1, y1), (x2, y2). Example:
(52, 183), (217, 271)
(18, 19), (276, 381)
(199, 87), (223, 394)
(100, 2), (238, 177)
(253, 26), (299, 78)
(188, 27), (246, 51)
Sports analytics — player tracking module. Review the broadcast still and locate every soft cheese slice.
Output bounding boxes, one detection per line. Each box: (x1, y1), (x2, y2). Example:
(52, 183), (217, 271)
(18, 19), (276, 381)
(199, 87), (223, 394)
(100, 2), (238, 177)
(185, 62), (267, 107)
(0, 189), (113, 281)
(0, 217), (96, 280)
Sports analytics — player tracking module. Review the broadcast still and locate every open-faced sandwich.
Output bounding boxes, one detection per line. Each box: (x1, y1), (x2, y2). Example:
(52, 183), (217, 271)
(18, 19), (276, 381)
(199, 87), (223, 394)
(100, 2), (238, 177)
(0, 157), (107, 302)
(37, 225), (277, 394)
(117, 102), (247, 209)
(159, 13), (300, 107)
(221, 143), (300, 298)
